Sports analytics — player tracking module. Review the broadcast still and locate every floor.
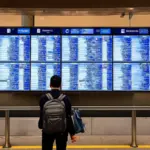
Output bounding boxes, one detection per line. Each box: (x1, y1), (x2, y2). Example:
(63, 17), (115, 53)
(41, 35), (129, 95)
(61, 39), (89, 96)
(0, 136), (150, 149)
(0, 147), (150, 150)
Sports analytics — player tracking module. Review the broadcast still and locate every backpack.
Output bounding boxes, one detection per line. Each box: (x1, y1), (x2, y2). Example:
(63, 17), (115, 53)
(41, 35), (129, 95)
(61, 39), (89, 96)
(42, 93), (67, 134)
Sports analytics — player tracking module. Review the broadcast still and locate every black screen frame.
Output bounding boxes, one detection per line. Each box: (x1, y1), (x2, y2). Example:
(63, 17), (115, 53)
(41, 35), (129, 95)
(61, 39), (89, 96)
(0, 26), (150, 92)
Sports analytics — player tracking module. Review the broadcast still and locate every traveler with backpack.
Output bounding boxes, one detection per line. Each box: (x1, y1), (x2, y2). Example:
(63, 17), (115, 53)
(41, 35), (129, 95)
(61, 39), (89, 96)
(38, 75), (77, 150)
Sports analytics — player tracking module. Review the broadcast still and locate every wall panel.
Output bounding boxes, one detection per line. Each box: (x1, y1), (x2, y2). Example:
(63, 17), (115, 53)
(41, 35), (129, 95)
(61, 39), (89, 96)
(0, 15), (21, 26)
(35, 15), (129, 26)
(0, 14), (149, 106)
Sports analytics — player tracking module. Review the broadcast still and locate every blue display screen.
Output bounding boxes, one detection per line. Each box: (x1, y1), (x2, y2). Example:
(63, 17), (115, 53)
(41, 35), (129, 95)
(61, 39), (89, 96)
(113, 36), (150, 62)
(0, 28), (30, 35)
(1, 27), (150, 91)
(31, 36), (61, 62)
(0, 63), (30, 91)
(112, 28), (149, 35)
(0, 35), (30, 62)
(31, 28), (61, 35)
(31, 63), (61, 91)
(62, 36), (112, 62)
(113, 63), (150, 91)
(62, 63), (112, 91)
(62, 28), (112, 35)
(70, 29), (94, 34)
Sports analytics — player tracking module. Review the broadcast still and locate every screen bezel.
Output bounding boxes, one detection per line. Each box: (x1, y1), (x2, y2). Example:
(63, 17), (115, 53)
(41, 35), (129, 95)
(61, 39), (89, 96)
(0, 26), (150, 92)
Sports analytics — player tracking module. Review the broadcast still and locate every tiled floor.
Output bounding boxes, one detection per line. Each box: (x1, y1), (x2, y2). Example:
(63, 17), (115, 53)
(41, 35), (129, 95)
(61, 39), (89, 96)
(0, 136), (150, 149)
(0, 136), (132, 146)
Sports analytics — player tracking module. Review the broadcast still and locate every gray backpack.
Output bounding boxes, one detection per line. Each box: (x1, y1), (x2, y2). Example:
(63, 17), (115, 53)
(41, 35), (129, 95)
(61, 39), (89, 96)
(43, 93), (67, 134)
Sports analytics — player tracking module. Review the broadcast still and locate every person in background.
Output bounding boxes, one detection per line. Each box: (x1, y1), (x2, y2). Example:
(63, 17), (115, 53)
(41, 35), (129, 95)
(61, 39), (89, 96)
(38, 75), (77, 150)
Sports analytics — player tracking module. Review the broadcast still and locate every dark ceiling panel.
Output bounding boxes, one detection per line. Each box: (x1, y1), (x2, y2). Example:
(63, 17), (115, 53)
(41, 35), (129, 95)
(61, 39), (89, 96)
(0, 0), (150, 8)
(0, 8), (150, 15)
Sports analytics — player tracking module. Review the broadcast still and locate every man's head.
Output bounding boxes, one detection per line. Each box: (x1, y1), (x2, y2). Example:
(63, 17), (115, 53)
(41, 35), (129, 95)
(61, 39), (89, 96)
(50, 75), (61, 90)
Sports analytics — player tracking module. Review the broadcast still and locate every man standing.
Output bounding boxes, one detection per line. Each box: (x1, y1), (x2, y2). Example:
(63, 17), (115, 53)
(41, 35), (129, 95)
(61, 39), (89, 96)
(38, 75), (77, 150)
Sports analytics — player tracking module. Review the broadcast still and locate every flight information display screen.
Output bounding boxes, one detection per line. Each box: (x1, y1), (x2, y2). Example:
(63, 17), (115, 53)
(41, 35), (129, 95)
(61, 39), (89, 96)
(62, 63), (112, 91)
(113, 36), (150, 62)
(31, 63), (61, 91)
(0, 63), (30, 91)
(113, 63), (150, 91)
(62, 36), (112, 62)
(1, 27), (150, 92)
(31, 36), (61, 62)
(0, 36), (30, 62)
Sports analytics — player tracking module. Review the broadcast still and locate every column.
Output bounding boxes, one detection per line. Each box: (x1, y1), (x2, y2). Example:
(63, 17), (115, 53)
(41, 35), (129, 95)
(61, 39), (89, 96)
(21, 15), (34, 27)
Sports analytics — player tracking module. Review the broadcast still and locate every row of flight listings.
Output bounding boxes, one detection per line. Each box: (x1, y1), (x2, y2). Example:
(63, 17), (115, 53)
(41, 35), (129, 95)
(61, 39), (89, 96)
(0, 27), (150, 91)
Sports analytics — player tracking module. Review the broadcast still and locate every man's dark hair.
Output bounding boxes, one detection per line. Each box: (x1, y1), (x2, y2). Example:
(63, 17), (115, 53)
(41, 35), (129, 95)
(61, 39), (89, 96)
(50, 75), (61, 88)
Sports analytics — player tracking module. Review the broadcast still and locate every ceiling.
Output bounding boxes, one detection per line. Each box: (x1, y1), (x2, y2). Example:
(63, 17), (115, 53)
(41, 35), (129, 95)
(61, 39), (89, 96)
(0, 0), (150, 9)
(0, 8), (150, 16)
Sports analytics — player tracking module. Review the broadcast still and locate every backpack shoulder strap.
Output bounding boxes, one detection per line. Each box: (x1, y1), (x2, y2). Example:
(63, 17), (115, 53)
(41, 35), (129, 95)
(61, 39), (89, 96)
(58, 94), (66, 101)
(46, 93), (53, 100)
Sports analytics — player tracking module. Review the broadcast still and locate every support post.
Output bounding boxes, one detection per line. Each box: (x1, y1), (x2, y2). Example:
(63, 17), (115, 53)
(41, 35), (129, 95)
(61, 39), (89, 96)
(131, 110), (137, 148)
(3, 110), (11, 148)
(21, 15), (34, 26)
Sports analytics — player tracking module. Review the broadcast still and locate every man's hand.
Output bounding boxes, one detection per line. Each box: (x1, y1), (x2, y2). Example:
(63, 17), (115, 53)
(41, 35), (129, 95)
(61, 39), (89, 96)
(71, 135), (77, 143)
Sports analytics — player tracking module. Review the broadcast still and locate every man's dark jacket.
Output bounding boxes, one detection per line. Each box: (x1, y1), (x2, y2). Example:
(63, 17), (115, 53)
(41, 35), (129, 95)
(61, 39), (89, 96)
(38, 89), (75, 136)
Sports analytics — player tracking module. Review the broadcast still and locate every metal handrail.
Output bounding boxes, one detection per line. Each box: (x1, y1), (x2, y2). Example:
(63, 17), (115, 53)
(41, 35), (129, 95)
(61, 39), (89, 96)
(3, 105), (150, 148)
(74, 106), (150, 110)
(0, 105), (150, 110)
